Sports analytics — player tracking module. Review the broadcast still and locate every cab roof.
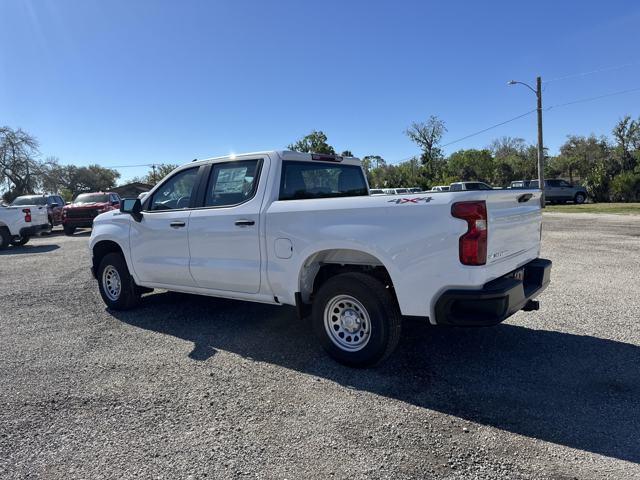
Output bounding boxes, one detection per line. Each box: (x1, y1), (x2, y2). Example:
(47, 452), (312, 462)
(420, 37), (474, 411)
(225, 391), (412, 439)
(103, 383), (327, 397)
(190, 150), (362, 167)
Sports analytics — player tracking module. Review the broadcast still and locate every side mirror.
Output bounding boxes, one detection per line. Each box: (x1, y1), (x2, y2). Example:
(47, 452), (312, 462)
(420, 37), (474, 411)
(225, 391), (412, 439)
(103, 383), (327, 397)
(120, 198), (143, 222)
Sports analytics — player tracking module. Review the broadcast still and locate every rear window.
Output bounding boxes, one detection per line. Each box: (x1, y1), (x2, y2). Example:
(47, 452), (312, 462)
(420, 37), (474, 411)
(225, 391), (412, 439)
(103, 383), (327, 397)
(74, 193), (110, 204)
(279, 161), (368, 200)
(11, 195), (46, 206)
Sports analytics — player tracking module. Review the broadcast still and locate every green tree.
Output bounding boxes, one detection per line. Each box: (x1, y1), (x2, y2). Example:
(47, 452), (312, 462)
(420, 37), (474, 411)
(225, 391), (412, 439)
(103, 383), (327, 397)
(609, 171), (640, 202)
(405, 115), (447, 176)
(48, 164), (121, 198)
(490, 137), (536, 180)
(287, 130), (336, 154)
(0, 126), (42, 201)
(612, 115), (640, 172)
(553, 135), (610, 183)
(131, 164), (179, 186)
(446, 149), (495, 182)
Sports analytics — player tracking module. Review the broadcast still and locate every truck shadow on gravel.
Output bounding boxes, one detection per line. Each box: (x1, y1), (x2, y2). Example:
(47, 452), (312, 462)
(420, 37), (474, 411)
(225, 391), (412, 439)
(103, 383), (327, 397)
(111, 292), (640, 464)
(0, 244), (59, 255)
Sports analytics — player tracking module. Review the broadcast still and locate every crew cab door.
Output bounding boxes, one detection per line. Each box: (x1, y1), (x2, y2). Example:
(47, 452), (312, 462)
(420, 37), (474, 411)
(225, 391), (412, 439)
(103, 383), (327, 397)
(130, 166), (201, 287)
(188, 157), (266, 294)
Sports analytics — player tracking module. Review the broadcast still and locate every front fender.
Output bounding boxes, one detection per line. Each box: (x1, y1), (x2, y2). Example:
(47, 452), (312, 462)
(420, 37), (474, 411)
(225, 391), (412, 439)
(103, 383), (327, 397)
(89, 214), (137, 282)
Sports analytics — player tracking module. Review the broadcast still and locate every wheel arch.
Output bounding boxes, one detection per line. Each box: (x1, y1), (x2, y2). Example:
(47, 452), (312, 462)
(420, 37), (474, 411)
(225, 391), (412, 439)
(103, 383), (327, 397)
(92, 240), (127, 279)
(297, 248), (399, 305)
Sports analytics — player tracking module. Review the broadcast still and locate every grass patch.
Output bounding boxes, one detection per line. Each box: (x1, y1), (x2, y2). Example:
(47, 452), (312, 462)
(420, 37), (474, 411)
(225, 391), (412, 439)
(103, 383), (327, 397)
(544, 203), (640, 215)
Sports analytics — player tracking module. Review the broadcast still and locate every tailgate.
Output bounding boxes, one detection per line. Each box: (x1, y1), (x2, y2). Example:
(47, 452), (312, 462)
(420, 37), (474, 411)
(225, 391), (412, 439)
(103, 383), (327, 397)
(14, 205), (49, 225)
(486, 189), (541, 267)
(30, 205), (49, 224)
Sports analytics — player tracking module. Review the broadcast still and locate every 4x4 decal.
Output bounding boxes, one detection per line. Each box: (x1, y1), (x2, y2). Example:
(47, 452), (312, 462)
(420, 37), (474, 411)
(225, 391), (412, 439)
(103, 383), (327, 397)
(387, 196), (433, 204)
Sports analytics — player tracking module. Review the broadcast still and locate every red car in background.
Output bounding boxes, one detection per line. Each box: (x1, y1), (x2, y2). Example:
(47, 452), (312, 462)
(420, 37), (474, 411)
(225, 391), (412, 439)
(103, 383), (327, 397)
(62, 192), (121, 235)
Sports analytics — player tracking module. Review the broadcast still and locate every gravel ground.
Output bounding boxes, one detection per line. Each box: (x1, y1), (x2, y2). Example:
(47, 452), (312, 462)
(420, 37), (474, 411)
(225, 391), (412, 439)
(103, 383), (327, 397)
(1, 213), (639, 479)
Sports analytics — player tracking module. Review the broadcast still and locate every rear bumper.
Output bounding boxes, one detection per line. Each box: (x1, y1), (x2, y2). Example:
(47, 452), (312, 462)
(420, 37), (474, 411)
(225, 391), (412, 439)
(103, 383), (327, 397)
(19, 223), (51, 237)
(434, 258), (552, 326)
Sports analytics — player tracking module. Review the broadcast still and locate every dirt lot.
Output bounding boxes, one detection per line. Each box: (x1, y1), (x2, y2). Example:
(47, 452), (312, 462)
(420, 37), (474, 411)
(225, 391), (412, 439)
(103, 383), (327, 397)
(1, 213), (639, 479)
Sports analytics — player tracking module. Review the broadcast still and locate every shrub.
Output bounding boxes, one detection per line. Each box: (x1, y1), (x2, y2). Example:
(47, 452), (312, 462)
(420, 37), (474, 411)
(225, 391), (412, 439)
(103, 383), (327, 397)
(609, 171), (640, 202)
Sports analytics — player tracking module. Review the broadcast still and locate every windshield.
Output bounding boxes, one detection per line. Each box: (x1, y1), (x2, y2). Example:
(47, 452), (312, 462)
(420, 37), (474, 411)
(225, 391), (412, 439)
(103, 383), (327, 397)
(11, 195), (46, 206)
(74, 193), (110, 204)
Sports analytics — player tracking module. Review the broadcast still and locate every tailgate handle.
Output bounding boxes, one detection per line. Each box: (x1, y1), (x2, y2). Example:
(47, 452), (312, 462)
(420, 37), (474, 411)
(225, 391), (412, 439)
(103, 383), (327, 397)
(517, 193), (533, 203)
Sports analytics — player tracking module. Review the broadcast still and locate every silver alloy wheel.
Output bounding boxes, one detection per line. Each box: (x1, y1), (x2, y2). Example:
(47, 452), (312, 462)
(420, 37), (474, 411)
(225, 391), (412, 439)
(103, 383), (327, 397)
(102, 265), (122, 301)
(324, 294), (371, 352)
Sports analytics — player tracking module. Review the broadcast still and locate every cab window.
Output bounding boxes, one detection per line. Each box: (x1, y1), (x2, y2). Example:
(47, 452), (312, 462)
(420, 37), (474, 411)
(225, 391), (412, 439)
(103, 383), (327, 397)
(279, 161), (368, 200)
(204, 160), (261, 207)
(148, 168), (199, 211)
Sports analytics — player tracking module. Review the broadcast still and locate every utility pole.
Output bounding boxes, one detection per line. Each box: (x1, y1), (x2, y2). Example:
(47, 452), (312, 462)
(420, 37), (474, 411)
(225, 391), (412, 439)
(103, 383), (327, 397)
(508, 76), (545, 208)
(536, 76), (545, 207)
(151, 164), (157, 184)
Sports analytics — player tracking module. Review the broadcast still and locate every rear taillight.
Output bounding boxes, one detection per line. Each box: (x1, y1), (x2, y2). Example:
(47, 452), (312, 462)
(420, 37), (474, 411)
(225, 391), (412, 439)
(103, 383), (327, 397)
(22, 208), (32, 223)
(452, 201), (487, 265)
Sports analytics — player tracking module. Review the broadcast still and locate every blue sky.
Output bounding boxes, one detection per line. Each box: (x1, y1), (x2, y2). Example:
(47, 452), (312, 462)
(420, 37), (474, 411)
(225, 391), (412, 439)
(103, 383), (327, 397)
(1, 0), (639, 182)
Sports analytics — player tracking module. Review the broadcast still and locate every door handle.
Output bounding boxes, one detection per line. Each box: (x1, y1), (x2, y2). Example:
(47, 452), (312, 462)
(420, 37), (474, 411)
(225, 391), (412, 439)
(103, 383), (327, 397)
(235, 219), (255, 226)
(170, 221), (186, 228)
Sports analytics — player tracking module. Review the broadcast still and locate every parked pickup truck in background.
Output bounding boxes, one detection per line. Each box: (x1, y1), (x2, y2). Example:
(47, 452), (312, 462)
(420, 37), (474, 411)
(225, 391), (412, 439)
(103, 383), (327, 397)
(510, 179), (587, 204)
(11, 194), (66, 229)
(62, 192), (121, 235)
(0, 201), (50, 249)
(90, 151), (551, 366)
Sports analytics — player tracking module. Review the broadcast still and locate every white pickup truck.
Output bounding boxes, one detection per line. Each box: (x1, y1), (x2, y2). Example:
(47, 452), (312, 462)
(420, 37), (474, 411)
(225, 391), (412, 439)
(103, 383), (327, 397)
(90, 151), (551, 366)
(0, 201), (50, 249)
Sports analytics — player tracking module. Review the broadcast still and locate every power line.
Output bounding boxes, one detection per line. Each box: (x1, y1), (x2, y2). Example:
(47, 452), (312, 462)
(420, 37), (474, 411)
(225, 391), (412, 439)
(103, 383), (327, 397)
(546, 86), (640, 110)
(440, 109), (537, 148)
(543, 61), (640, 83)
(387, 110), (535, 164)
(387, 84), (640, 163)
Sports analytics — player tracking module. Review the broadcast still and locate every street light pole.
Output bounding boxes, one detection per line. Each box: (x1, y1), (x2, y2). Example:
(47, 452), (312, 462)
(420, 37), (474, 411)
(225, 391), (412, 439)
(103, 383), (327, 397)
(535, 76), (545, 207)
(508, 76), (545, 207)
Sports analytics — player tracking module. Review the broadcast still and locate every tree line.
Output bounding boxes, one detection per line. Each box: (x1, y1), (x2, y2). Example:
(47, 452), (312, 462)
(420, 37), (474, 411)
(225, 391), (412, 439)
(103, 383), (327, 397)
(288, 115), (640, 202)
(3, 114), (639, 203)
(0, 126), (176, 203)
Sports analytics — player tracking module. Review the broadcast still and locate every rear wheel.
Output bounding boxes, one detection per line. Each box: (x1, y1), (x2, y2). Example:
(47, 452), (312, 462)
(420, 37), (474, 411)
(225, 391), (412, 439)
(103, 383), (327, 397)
(311, 272), (401, 367)
(63, 225), (76, 236)
(10, 236), (29, 246)
(0, 227), (11, 250)
(97, 252), (140, 310)
(574, 192), (586, 204)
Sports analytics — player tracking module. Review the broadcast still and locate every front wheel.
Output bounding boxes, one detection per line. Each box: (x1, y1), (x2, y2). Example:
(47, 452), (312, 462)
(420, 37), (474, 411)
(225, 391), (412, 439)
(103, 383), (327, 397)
(10, 236), (29, 246)
(311, 272), (401, 367)
(574, 192), (586, 204)
(97, 252), (141, 310)
(63, 225), (76, 236)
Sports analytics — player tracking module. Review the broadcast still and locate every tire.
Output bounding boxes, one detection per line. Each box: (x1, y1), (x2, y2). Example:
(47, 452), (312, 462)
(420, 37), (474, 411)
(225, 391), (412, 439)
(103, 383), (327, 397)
(574, 192), (586, 204)
(311, 272), (401, 367)
(10, 236), (29, 246)
(63, 225), (76, 236)
(97, 252), (141, 310)
(0, 227), (11, 250)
